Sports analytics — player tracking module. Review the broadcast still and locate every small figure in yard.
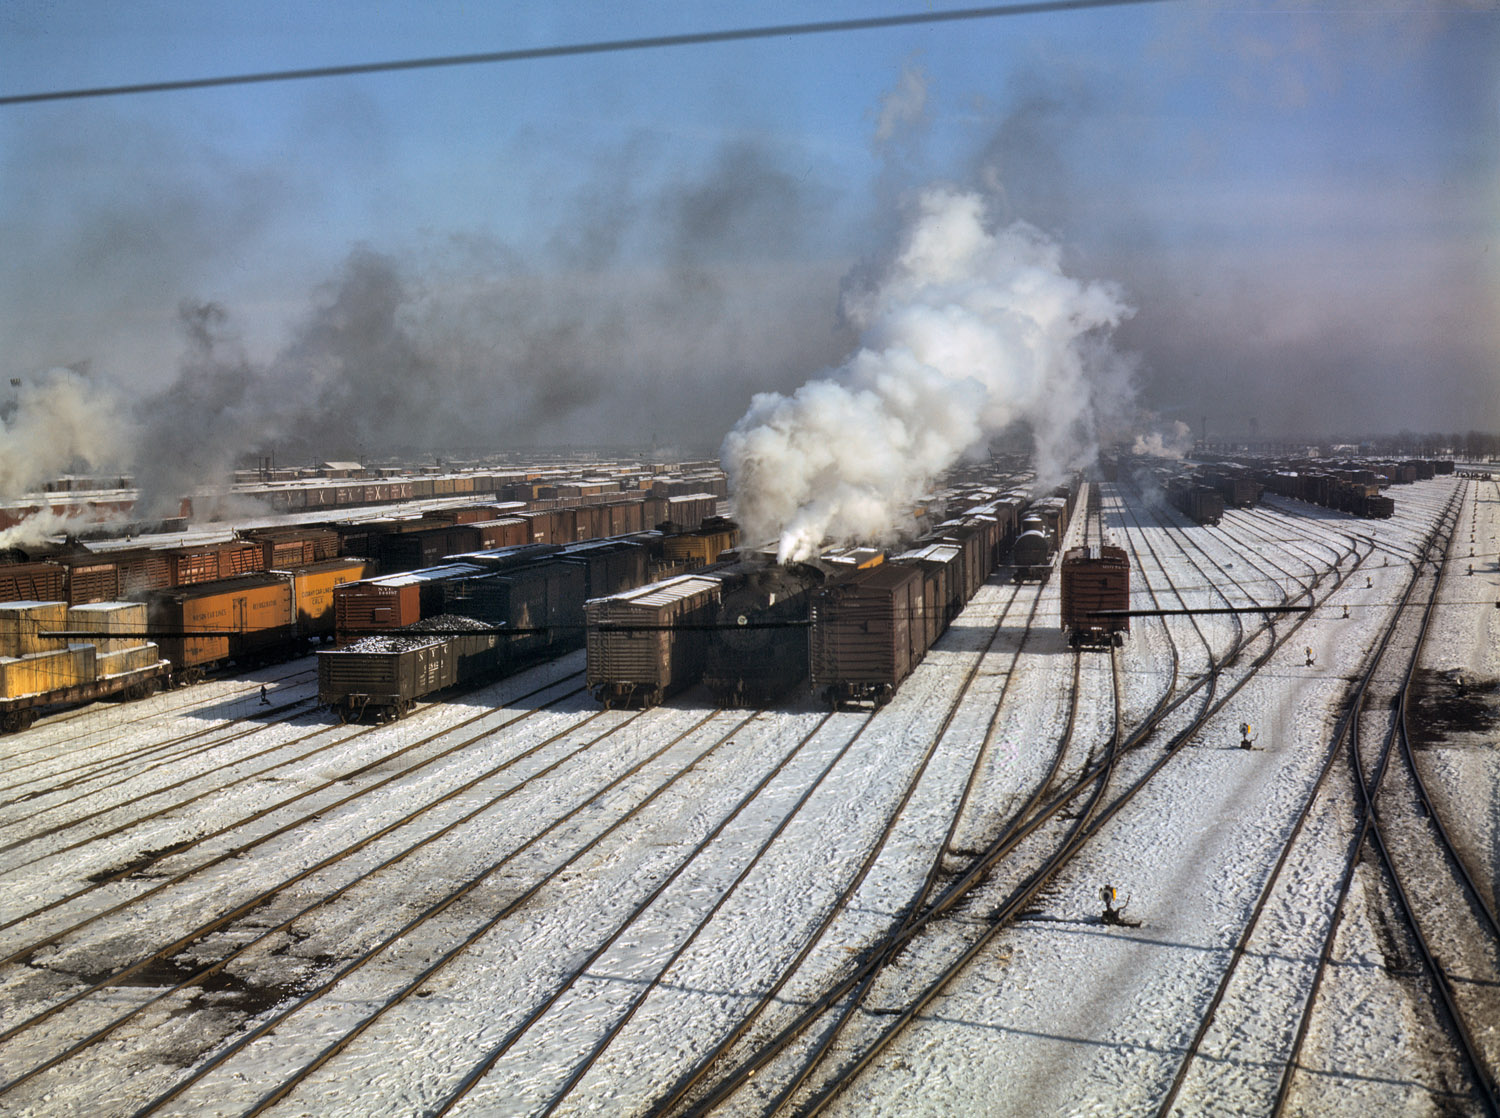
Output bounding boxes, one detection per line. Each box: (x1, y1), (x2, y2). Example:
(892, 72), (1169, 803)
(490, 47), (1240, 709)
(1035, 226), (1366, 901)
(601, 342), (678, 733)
(1366, 576), (1373, 588)
(1305, 646), (1315, 667)
(1342, 604), (1350, 618)
(259, 685), (270, 706)
(1099, 884), (1140, 927)
(1239, 721), (1256, 750)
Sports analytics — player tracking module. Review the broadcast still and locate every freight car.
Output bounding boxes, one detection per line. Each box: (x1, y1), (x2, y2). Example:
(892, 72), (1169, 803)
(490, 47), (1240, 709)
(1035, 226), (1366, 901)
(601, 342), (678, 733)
(317, 620), (502, 722)
(1059, 545), (1130, 648)
(1258, 468), (1398, 520)
(1167, 479), (1225, 526)
(145, 574), (297, 683)
(1, 657), (168, 732)
(145, 559), (373, 682)
(1199, 471), (1262, 509)
(0, 562), (66, 603)
(809, 562), (926, 709)
(1011, 524), (1056, 583)
(585, 574), (723, 708)
(440, 560), (586, 664)
(1008, 481), (1079, 582)
(0, 599), (169, 732)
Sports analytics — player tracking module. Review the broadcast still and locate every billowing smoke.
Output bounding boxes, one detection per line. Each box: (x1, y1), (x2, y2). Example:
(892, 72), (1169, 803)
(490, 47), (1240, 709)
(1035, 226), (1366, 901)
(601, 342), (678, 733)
(1131, 420), (1195, 459)
(0, 506), (106, 551)
(723, 186), (1135, 562)
(0, 367), (130, 499)
(4, 121), (852, 528)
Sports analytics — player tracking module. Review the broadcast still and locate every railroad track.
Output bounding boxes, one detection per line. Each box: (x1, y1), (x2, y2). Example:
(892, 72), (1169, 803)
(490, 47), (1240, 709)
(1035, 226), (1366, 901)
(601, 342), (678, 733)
(2, 478), (1475, 1114)
(183, 543), (1049, 1114)
(698, 482), (1374, 1114)
(1150, 480), (1480, 1115)
(1277, 480), (1500, 1115)
(0, 668), (589, 948)
(1, 563), (1039, 1113)
(0, 666), (318, 799)
(640, 579), (1090, 1114)
(0, 677), (636, 1103)
(0, 663), (588, 895)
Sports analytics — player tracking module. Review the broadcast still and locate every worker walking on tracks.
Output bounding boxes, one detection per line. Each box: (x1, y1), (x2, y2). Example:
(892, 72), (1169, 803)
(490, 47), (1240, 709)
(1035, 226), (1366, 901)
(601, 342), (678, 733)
(1304, 646), (1315, 667)
(260, 685), (270, 706)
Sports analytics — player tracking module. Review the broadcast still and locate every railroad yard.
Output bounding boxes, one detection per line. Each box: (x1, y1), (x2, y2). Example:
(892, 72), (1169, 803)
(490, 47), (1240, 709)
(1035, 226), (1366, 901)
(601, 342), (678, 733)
(1, 471), (1497, 1117)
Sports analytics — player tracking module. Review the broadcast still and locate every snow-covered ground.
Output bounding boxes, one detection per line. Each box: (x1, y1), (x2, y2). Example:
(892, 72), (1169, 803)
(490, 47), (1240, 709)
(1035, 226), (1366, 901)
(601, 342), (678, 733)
(0, 475), (1493, 1117)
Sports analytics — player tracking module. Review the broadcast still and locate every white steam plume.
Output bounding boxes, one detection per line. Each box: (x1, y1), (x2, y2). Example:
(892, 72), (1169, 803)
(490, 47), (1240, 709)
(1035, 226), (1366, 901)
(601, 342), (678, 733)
(723, 187), (1134, 562)
(0, 368), (129, 498)
(0, 506), (116, 550)
(1131, 420), (1195, 459)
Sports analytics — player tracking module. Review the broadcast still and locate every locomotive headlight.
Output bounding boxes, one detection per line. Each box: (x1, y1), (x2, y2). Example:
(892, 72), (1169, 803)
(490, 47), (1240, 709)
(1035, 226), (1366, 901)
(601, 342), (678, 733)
(738, 615), (748, 626)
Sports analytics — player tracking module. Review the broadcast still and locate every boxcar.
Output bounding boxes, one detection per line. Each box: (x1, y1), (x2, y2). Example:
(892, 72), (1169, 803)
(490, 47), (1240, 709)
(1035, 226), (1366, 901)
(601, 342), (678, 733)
(586, 574), (722, 708)
(441, 560), (586, 663)
(809, 562), (926, 709)
(0, 562), (66, 604)
(144, 573), (296, 680)
(661, 518), (740, 570)
(557, 539), (649, 599)
(286, 558), (373, 641)
(901, 543), (964, 635)
(1060, 545), (1130, 648)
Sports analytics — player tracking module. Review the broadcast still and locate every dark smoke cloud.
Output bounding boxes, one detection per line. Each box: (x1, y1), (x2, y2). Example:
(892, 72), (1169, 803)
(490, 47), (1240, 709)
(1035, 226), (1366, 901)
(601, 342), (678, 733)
(112, 136), (856, 514)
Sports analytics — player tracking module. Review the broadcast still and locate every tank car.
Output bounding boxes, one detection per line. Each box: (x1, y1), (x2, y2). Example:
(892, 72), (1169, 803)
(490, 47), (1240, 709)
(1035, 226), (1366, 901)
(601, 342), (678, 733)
(1011, 527), (1055, 583)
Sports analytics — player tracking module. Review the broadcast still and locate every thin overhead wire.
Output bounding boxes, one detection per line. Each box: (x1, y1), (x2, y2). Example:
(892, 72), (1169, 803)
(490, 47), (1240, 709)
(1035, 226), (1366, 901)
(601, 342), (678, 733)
(0, 0), (1175, 107)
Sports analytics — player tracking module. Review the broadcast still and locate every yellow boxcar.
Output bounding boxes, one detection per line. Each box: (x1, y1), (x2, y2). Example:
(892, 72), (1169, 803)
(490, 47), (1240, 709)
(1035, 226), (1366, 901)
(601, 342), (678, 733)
(287, 559), (372, 640)
(661, 527), (739, 569)
(146, 574), (295, 675)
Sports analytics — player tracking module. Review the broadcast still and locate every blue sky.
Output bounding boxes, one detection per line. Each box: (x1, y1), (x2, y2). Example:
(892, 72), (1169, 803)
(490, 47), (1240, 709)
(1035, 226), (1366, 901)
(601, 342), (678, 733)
(1, 0), (1496, 459)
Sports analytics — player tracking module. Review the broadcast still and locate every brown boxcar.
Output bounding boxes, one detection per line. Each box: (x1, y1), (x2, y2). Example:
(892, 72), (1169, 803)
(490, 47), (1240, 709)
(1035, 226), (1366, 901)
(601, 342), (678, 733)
(899, 543), (963, 642)
(334, 578), (422, 640)
(109, 548), (174, 597)
(1060, 545), (1130, 648)
(441, 560), (586, 662)
(333, 564), (481, 641)
(243, 527), (341, 568)
(0, 562), (66, 604)
(467, 518), (531, 550)
(585, 574), (722, 708)
(557, 539), (649, 599)
(809, 562), (926, 708)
